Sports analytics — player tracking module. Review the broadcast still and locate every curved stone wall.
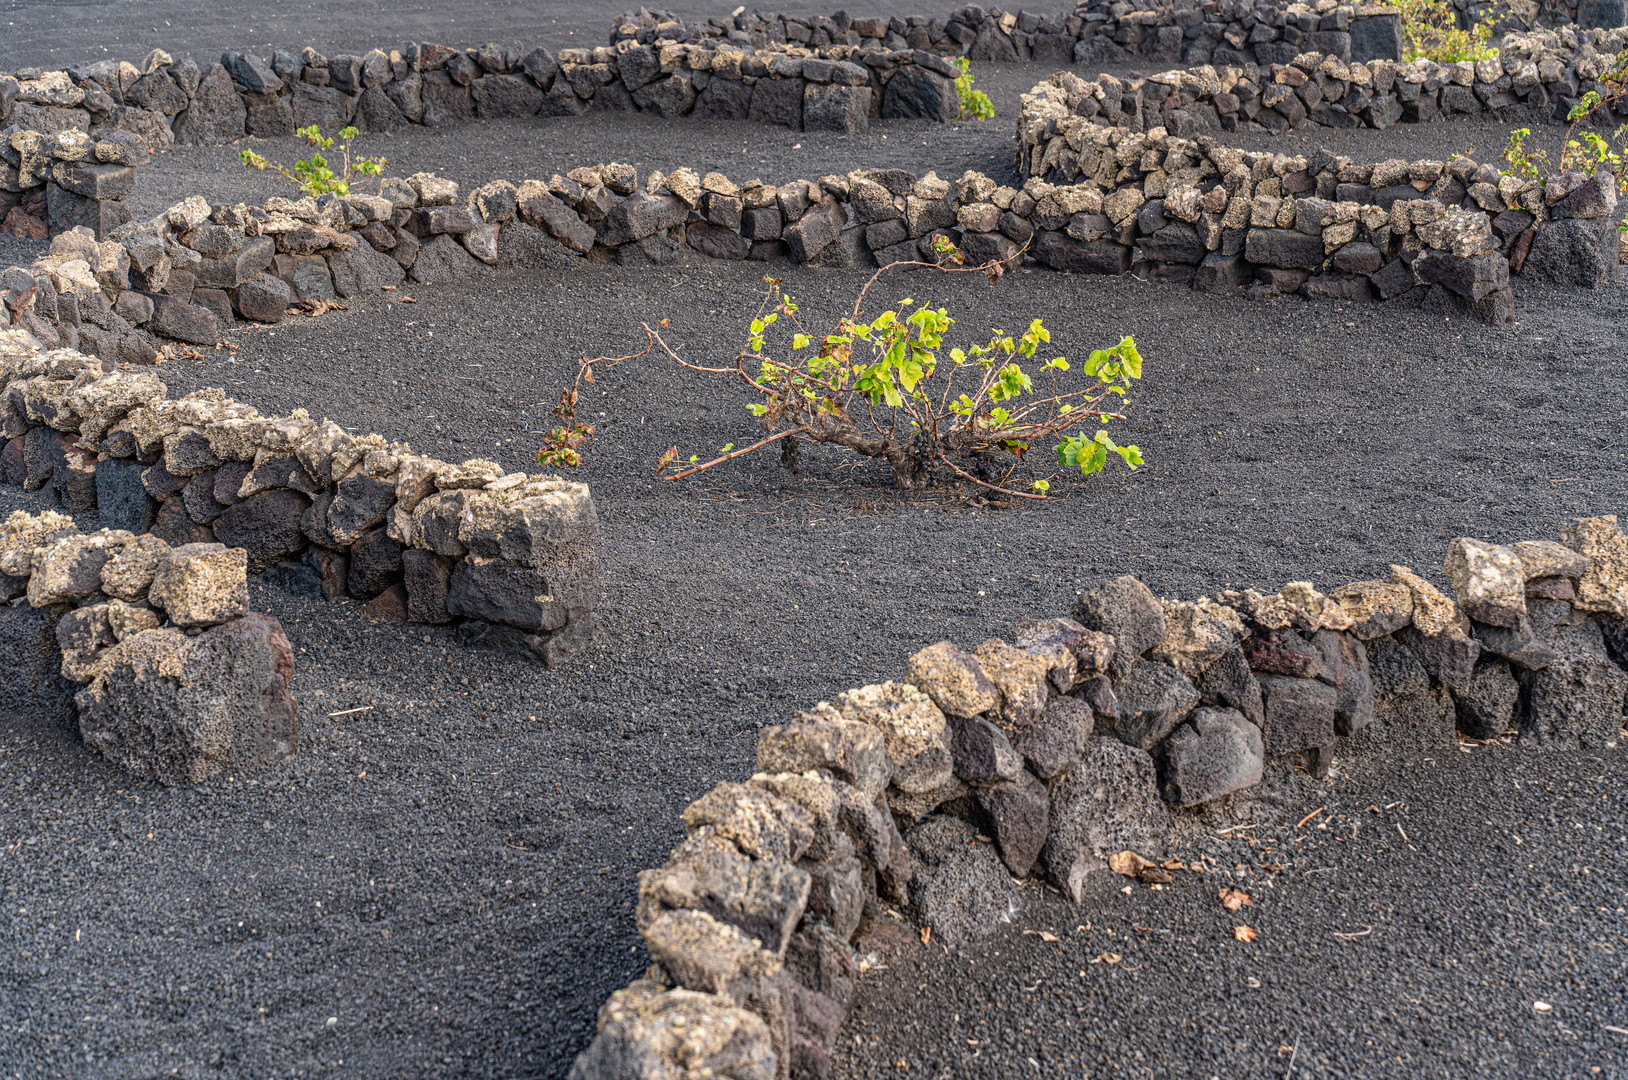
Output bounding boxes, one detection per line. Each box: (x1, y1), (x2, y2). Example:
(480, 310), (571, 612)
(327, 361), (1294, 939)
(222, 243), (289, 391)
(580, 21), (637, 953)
(0, 331), (600, 668)
(569, 519), (1628, 1079)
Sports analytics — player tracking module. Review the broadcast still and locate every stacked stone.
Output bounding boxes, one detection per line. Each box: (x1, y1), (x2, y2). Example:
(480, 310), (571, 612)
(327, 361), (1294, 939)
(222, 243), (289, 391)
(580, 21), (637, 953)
(0, 124), (143, 241)
(0, 34), (960, 157)
(1021, 46), (1595, 142)
(573, 516), (1628, 1078)
(0, 330), (600, 667)
(0, 508), (297, 785)
(609, 2), (1414, 66)
(0, 146), (1610, 346)
(1018, 68), (1623, 317)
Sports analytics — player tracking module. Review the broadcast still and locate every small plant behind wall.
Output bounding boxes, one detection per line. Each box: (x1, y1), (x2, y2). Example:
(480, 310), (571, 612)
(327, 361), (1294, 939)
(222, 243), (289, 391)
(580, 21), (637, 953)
(954, 58), (995, 121)
(1394, 0), (1497, 62)
(1502, 48), (1628, 243)
(539, 241), (1144, 499)
(240, 125), (390, 197)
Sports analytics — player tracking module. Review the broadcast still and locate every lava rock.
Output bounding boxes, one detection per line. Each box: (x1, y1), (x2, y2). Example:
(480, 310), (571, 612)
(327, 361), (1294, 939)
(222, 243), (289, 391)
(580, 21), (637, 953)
(1158, 706), (1264, 806)
(1041, 738), (1168, 902)
(903, 814), (1019, 947)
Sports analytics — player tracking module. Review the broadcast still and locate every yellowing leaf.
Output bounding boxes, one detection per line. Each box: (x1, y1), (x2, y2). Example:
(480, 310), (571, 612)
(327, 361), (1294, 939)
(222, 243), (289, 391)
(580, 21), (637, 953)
(1108, 850), (1155, 877)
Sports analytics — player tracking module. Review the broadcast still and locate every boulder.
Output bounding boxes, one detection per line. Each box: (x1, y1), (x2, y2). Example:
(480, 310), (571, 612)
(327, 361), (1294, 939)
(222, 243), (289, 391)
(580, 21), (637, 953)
(1074, 575), (1165, 680)
(903, 814), (1019, 947)
(1518, 656), (1626, 749)
(972, 638), (1052, 729)
(1444, 537), (1527, 626)
(1158, 706), (1264, 806)
(947, 714), (1025, 785)
(1013, 695), (1092, 779)
(1453, 655), (1520, 740)
(1041, 739), (1168, 903)
(1522, 218), (1620, 288)
(1256, 674), (1338, 754)
(975, 769), (1050, 877)
(1111, 658), (1200, 751)
(212, 488), (311, 571)
(74, 613), (296, 786)
(445, 547), (600, 632)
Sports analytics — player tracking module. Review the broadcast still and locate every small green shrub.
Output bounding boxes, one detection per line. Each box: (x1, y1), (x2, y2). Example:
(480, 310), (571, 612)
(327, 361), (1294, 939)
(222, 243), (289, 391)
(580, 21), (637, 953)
(540, 241), (1144, 498)
(240, 125), (389, 197)
(1395, 0), (1497, 62)
(954, 58), (994, 121)
(1502, 50), (1628, 238)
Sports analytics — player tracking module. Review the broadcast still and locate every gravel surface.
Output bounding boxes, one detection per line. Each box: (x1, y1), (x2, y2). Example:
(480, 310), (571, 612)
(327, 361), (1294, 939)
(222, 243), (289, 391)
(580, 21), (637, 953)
(3, 7), (1626, 1078)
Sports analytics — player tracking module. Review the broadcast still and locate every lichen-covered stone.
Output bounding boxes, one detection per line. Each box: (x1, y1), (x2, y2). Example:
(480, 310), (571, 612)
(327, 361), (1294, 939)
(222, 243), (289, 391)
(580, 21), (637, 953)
(755, 717), (892, 797)
(1561, 515), (1628, 616)
(457, 477), (597, 565)
(1330, 579), (1414, 639)
(681, 781), (814, 864)
(821, 681), (950, 794)
(26, 529), (134, 606)
(905, 640), (999, 717)
(1444, 537), (1527, 628)
(1390, 564), (1462, 635)
(568, 976), (775, 1080)
(1149, 598), (1240, 677)
(0, 509), (77, 579)
(635, 832), (810, 956)
(1512, 539), (1588, 582)
(146, 542), (248, 627)
(99, 534), (170, 601)
(750, 771), (888, 868)
(972, 638), (1053, 728)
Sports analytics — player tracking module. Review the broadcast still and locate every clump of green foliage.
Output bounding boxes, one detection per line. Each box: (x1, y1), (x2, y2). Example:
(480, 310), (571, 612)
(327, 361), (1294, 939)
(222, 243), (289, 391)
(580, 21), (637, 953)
(1395, 0), (1497, 62)
(954, 58), (994, 121)
(1503, 49), (1628, 236)
(240, 125), (389, 197)
(540, 241), (1144, 499)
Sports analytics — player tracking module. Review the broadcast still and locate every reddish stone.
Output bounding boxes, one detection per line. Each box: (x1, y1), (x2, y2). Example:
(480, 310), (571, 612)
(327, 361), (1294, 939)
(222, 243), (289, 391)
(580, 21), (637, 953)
(359, 582), (409, 621)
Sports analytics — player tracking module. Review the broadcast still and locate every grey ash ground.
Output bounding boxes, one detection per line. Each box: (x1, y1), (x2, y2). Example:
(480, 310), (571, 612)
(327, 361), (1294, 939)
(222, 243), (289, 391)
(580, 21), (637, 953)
(3, 17), (1628, 1079)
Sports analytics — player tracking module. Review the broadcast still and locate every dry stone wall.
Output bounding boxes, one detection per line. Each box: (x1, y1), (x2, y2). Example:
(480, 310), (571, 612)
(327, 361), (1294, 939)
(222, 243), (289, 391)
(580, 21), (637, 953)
(570, 517), (1628, 1080)
(1, 34), (965, 149)
(0, 330), (600, 668)
(1014, 48), (1624, 318)
(1, 507), (298, 786)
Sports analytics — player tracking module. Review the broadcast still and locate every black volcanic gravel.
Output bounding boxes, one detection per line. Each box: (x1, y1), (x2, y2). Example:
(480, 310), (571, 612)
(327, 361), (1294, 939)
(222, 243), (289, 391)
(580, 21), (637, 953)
(3, 11), (1628, 1079)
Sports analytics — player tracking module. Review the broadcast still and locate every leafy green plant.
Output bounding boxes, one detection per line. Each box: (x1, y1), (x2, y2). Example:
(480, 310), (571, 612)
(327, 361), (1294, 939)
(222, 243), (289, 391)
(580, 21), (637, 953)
(1394, 0), (1497, 62)
(1502, 49), (1628, 238)
(954, 58), (994, 121)
(239, 125), (389, 197)
(539, 241), (1144, 499)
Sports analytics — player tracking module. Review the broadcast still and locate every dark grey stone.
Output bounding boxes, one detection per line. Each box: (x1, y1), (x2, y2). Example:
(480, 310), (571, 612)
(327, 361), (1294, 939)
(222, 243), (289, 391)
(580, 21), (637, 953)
(1257, 674), (1338, 754)
(1523, 218), (1620, 288)
(212, 488), (311, 571)
(903, 814), (1019, 946)
(1518, 656), (1626, 748)
(1041, 739), (1168, 903)
(1454, 655), (1520, 739)
(1074, 574), (1165, 681)
(975, 770), (1050, 877)
(1112, 658), (1201, 751)
(1159, 706), (1264, 806)
(1013, 695), (1092, 779)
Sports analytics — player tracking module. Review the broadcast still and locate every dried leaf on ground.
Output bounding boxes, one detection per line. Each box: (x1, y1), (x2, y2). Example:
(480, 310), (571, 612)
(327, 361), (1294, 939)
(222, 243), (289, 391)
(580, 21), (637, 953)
(1088, 952), (1123, 964)
(1022, 930), (1060, 942)
(1161, 858), (1189, 872)
(1138, 867), (1174, 884)
(1219, 887), (1252, 911)
(1109, 850), (1155, 877)
(1233, 925), (1258, 942)
(919, 927), (931, 946)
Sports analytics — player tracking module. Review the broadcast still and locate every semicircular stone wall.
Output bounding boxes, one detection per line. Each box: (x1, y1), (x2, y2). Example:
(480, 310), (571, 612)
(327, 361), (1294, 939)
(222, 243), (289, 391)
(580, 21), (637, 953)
(568, 520), (1628, 1079)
